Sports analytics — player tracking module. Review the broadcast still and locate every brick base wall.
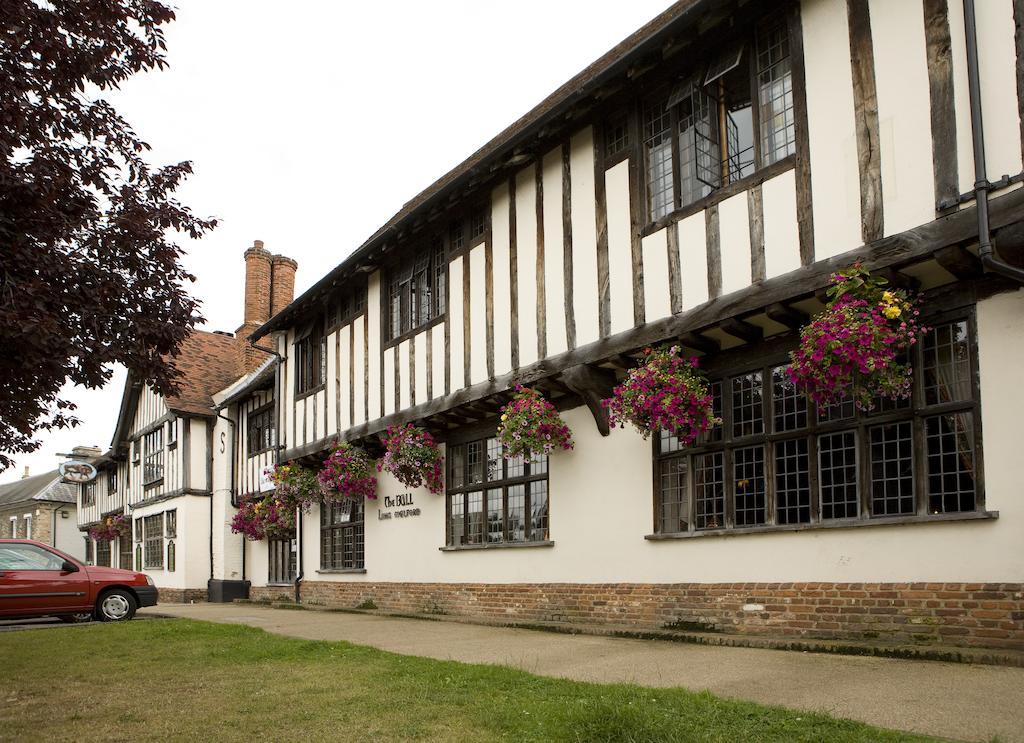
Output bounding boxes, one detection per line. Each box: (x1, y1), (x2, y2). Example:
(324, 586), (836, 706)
(285, 581), (1024, 651)
(157, 588), (208, 604)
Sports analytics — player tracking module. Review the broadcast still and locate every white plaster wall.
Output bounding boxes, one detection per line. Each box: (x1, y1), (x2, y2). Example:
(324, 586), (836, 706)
(469, 244), (488, 385)
(304, 286), (1024, 585)
(448, 256), (465, 385)
(431, 324), (445, 399)
(383, 345), (396, 417)
(188, 418), (208, 491)
(762, 170), (801, 279)
(542, 149), (569, 354)
(131, 496), (209, 590)
(339, 324), (351, 430)
(869, 0), (935, 236)
(678, 211), (709, 310)
(367, 273), (382, 420)
(399, 339), (412, 411)
(718, 191), (752, 295)
(414, 331), (428, 406)
(55, 509), (84, 559)
(515, 166), (539, 366)
(641, 227), (671, 322)
(570, 127), (600, 346)
(490, 181), (513, 376)
(802, 0), (861, 258)
(352, 320), (366, 427)
(605, 160), (634, 334)
(326, 330), (338, 435)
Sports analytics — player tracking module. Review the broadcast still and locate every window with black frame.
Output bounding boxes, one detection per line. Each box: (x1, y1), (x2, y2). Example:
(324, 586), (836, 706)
(320, 499), (364, 570)
(82, 482), (96, 507)
(295, 321), (326, 395)
(643, 15), (795, 221)
(142, 428), (163, 485)
(445, 436), (549, 547)
(654, 317), (983, 535)
(328, 281), (367, 329)
(143, 513), (164, 568)
(387, 238), (447, 341)
(247, 404), (276, 457)
(95, 539), (111, 567)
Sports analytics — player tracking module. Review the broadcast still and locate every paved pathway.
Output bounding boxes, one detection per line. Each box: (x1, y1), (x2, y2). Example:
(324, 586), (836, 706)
(144, 603), (1024, 742)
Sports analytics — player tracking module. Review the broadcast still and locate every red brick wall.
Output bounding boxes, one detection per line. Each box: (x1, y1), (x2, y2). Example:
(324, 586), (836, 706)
(275, 581), (1024, 651)
(157, 588), (208, 605)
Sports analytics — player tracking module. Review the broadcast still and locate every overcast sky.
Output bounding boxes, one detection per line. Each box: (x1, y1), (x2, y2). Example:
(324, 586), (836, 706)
(2, 0), (674, 484)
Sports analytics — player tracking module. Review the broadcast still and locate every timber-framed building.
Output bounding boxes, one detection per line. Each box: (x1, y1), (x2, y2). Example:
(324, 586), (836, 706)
(79, 0), (1024, 649)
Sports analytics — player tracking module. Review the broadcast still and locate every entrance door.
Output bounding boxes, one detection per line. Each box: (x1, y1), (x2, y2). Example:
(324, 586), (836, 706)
(267, 538), (296, 585)
(0, 542), (92, 616)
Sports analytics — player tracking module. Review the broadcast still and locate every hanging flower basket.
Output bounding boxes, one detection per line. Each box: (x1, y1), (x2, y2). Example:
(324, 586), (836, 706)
(88, 514), (131, 543)
(267, 462), (321, 511)
(230, 493), (296, 542)
(379, 424), (444, 494)
(786, 263), (925, 411)
(496, 386), (574, 461)
(317, 442), (377, 501)
(603, 345), (719, 445)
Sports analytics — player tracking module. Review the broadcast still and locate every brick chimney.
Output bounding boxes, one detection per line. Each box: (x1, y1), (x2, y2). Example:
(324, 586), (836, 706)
(270, 254), (298, 316)
(235, 241), (298, 375)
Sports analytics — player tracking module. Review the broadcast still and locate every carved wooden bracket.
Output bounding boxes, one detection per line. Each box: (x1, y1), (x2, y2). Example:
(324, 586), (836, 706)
(559, 364), (618, 437)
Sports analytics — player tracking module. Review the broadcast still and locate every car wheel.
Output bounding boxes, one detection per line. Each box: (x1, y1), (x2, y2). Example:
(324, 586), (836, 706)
(59, 613), (93, 624)
(97, 589), (137, 622)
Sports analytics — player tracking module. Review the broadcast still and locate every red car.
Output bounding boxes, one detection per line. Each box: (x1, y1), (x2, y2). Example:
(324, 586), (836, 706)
(0, 539), (157, 623)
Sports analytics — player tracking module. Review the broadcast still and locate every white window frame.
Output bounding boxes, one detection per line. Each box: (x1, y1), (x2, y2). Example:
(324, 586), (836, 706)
(23, 514), (32, 540)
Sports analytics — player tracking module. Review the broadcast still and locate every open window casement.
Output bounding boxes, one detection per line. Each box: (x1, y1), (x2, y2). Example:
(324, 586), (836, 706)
(667, 77), (722, 203)
(703, 41), (745, 87)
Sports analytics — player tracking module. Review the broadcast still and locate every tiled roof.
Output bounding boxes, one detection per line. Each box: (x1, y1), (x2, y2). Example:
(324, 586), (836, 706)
(0, 470), (76, 508)
(164, 331), (246, 417)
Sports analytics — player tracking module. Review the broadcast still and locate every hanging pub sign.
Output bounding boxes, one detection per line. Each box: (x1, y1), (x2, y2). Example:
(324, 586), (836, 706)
(59, 461), (97, 483)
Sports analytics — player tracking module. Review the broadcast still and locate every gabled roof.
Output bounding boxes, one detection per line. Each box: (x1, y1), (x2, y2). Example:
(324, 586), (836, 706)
(164, 331), (242, 416)
(110, 330), (250, 452)
(251, 0), (708, 340)
(0, 470), (76, 508)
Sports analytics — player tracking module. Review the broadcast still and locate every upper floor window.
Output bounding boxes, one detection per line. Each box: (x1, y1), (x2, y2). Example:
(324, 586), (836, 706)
(295, 321), (326, 395)
(166, 418), (177, 448)
(107, 469), (117, 495)
(82, 482), (96, 507)
(643, 15), (795, 221)
(142, 428), (164, 486)
(387, 239), (446, 341)
(247, 404), (276, 457)
(446, 436), (549, 547)
(328, 281), (367, 329)
(654, 317), (983, 536)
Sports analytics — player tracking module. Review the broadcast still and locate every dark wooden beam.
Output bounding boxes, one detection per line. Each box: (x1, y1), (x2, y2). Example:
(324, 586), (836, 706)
(680, 332), (720, 355)
(876, 266), (921, 291)
(765, 302), (810, 330)
(720, 318), (764, 344)
(560, 364), (617, 437)
(935, 244), (983, 279)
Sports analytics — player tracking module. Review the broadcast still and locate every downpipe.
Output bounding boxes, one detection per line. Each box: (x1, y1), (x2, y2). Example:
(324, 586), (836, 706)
(214, 408), (238, 583)
(962, 0), (1024, 284)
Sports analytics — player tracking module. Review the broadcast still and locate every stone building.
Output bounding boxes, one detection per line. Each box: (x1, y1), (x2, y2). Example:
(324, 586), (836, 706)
(2, 468), (82, 560)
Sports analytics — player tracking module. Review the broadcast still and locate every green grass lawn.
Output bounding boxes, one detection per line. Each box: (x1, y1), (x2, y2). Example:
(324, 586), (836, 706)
(0, 618), (936, 742)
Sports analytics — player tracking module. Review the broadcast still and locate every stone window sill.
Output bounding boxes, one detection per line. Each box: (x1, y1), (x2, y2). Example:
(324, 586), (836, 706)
(645, 510), (999, 540)
(316, 568), (367, 574)
(439, 540), (554, 552)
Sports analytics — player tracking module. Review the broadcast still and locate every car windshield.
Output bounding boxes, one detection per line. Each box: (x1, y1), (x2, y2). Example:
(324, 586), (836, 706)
(0, 544), (66, 570)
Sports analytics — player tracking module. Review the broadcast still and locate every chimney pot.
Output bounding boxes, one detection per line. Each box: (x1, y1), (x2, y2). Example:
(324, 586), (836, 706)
(270, 254), (299, 317)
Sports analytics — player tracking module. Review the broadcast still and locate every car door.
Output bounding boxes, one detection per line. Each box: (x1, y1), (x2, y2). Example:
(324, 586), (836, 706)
(0, 542), (92, 616)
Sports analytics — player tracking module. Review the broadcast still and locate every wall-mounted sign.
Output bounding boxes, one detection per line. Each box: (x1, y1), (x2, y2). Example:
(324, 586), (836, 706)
(259, 467), (275, 492)
(59, 461), (97, 484)
(378, 493), (421, 521)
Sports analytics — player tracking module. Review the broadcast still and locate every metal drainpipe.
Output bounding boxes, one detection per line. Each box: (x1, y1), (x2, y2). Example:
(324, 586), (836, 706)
(214, 407), (237, 589)
(962, 0), (1024, 284)
(249, 340), (302, 603)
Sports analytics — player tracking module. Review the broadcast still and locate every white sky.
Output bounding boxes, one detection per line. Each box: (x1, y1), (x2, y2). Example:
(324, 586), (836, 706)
(1, 0), (674, 484)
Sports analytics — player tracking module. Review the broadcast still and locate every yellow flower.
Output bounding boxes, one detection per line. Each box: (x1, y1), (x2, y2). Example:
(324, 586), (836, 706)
(500, 413), (507, 421)
(883, 305), (901, 319)
(882, 291), (895, 303)
(253, 501), (262, 512)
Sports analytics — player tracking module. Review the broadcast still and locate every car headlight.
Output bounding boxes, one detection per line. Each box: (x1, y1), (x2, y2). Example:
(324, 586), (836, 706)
(145, 575), (155, 586)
